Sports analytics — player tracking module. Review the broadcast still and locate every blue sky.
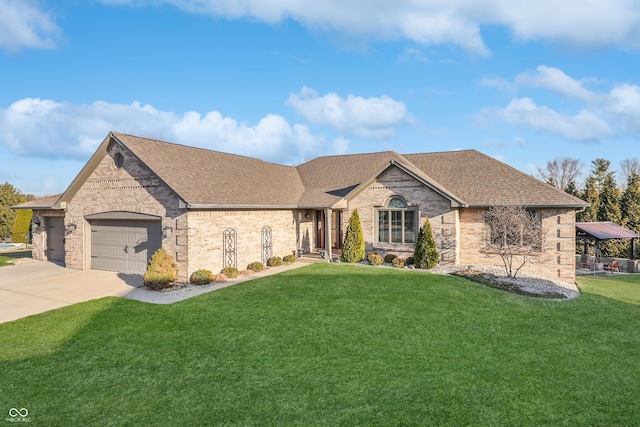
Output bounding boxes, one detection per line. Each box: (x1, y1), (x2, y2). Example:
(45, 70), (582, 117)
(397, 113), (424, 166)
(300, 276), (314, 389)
(1, 0), (639, 196)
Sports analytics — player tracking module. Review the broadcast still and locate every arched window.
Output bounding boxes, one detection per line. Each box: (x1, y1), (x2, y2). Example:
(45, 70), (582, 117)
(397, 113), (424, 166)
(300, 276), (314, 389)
(375, 197), (417, 245)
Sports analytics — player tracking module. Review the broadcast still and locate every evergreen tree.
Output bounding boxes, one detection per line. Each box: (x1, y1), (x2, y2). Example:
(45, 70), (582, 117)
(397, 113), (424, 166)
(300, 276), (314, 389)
(12, 199), (32, 244)
(413, 216), (439, 269)
(0, 182), (32, 240)
(597, 173), (626, 257)
(577, 176), (599, 223)
(341, 209), (365, 263)
(621, 172), (640, 259)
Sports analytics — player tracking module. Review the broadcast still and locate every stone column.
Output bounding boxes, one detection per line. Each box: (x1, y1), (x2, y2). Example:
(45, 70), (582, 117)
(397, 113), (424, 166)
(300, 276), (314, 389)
(325, 207), (332, 260)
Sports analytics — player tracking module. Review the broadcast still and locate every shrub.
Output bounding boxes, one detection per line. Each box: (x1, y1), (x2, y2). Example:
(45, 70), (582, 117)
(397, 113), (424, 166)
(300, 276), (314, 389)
(392, 257), (405, 268)
(384, 253), (397, 263)
(247, 261), (264, 272)
(190, 269), (214, 285)
(213, 274), (228, 283)
(341, 209), (365, 263)
(368, 253), (384, 266)
(12, 205), (32, 244)
(267, 256), (283, 267)
(143, 248), (178, 290)
(220, 266), (239, 278)
(239, 269), (255, 276)
(414, 216), (439, 269)
(282, 254), (297, 264)
(406, 256), (415, 265)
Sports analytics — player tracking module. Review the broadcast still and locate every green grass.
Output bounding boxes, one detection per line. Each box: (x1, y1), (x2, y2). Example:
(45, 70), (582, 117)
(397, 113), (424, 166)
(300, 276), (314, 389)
(0, 255), (14, 266)
(1, 264), (640, 426)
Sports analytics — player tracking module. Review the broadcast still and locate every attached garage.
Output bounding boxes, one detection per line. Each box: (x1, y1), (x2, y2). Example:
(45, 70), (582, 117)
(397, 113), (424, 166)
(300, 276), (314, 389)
(87, 212), (162, 275)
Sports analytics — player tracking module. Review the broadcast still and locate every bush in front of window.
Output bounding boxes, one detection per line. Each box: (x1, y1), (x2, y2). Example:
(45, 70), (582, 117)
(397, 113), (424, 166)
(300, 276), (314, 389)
(406, 256), (415, 265)
(384, 253), (397, 263)
(341, 209), (366, 263)
(413, 217), (439, 269)
(368, 253), (384, 265)
(392, 257), (405, 268)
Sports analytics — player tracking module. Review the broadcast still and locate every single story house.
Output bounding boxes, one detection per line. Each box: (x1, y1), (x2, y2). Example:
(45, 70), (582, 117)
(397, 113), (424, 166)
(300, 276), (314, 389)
(16, 132), (588, 283)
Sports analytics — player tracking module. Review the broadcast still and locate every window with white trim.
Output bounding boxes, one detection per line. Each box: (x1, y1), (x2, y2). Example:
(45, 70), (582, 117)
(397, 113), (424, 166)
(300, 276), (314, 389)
(376, 197), (417, 245)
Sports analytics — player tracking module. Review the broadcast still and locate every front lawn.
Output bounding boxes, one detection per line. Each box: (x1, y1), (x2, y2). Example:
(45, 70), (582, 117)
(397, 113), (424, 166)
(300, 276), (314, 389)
(1, 264), (639, 425)
(0, 255), (14, 266)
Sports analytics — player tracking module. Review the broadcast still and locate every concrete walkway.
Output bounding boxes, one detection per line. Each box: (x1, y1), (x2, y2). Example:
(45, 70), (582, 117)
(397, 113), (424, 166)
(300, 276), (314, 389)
(0, 261), (309, 324)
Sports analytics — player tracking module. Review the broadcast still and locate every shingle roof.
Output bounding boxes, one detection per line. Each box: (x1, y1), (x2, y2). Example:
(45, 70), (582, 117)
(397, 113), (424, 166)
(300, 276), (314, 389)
(66, 133), (588, 210)
(404, 150), (587, 207)
(113, 133), (305, 207)
(11, 194), (62, 209)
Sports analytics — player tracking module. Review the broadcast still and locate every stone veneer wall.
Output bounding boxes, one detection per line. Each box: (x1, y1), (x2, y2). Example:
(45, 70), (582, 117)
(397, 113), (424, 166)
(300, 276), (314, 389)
(346, 166), (457, 262)
(459, 208), (577, 283)
(64, 144), (188, 280)
(187, 209), (300, 274)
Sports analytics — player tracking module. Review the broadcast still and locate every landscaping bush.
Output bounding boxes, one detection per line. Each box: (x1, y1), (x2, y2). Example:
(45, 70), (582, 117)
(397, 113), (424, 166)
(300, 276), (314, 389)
(220, 266), (239, 278)
(283, 254), (297, 264)
(239, 269), (255, 276)
(267, 256), (283, 267)
(406, 256), (415, 265)
(384, 253), (397, 263)
(213, 274), (228, 283)
(341, 209), (365, 263)
(368, 253), (384, 266)
(247, 261), (264, 272)
(190, 269), (214, 285)
(414, 216), (439, 269)
(143, 248), (178, 290)
(392, 257), (405, 268)
(12, 205), (32, 244)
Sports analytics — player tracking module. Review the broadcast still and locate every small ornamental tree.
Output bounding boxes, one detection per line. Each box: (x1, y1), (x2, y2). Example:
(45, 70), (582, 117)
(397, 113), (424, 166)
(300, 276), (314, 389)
(12, 203), (32, 244)
(143, 248), (178, 289)
(341, 209), (365, 263)
(413, 216), (439, 269)
(482, 205), (544, 278)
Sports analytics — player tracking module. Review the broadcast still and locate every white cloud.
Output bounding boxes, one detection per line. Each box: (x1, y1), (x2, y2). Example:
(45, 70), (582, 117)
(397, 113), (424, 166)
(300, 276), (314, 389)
(515, 65), (601, 103)
(480, 77), (517, 94)
(606, 84), (640, 132)
(0, 0), (61, 52)
(488, 97), (613, 141)
(98, 0), (640, 54)
(286, 86), (409, 139)
(0, 98), (338, 164)
(481, 66), (640, 141)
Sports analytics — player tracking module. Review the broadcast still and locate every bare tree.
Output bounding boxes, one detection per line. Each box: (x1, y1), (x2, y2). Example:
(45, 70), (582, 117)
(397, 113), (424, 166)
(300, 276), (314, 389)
(620, 158), (640, 190)
(482, 205), (545, 278)
(536, 157), (583, 192)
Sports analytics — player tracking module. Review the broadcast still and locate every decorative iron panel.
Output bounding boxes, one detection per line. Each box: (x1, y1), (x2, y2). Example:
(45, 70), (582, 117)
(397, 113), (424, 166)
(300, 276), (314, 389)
(223, 228), (237, 268)
(262, 226), (272, 265)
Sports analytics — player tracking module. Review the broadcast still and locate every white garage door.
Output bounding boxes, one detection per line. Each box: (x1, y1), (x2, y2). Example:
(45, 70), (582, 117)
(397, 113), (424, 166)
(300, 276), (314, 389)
(90, 220), (162, 275)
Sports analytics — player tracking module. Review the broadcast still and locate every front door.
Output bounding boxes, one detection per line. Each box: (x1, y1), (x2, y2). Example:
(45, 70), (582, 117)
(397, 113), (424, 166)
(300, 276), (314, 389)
(315, 210), (342, 250)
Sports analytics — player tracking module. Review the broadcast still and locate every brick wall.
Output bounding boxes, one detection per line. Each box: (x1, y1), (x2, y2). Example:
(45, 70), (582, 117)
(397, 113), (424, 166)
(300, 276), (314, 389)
(346, 166), (457, 261)
(64, 143), (188, 279)
(459, 208), (577, 283)
(187, 209), (299, 274)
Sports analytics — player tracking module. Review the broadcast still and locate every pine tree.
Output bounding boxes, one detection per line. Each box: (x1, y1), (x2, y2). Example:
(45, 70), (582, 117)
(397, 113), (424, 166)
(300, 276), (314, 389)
(577, 176), (599, 223)
(413, 216), (439, 269)
(621, 172), (640, 259)
(341, 209), (365, 263)
(597, 172), (626, 257)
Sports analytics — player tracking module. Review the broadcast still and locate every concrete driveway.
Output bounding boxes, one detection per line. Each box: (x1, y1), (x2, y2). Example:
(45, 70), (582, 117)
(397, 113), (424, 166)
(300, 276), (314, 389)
(0, 261), (145, 324)
(0, 260), (310, 324)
